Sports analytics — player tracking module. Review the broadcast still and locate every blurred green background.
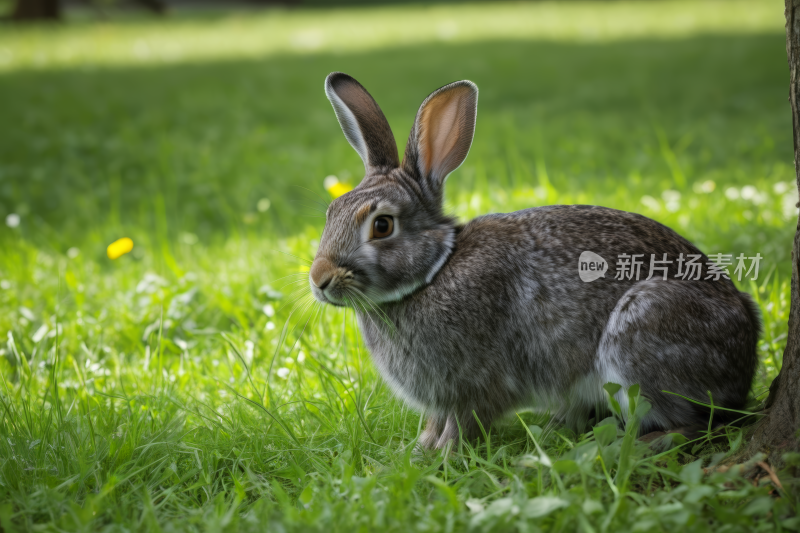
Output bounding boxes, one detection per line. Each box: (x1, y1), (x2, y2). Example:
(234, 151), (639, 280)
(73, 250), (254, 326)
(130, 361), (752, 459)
(1, 1), (794, 367)
(0, 1), (798, 530)
(0, 1), (794, 255)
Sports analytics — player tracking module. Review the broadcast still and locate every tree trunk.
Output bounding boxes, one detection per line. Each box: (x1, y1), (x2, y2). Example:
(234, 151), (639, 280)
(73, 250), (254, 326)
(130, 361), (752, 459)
(743, 0), (800, 468)
(10, 0), (60, 21)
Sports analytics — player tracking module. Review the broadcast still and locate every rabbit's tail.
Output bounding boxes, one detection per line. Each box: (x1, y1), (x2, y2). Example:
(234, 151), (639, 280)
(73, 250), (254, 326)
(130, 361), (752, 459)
(738, 291), (763, 342)
(708, 290), (761, 427)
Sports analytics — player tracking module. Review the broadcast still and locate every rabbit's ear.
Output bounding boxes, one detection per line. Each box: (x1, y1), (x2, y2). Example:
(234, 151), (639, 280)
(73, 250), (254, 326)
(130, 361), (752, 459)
(325, 72), (400, 172)
(403, 80), (478, 197)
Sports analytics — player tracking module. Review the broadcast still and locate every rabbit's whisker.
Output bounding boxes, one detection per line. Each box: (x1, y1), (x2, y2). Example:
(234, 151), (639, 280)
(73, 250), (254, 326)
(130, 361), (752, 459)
(269, 272), (310, 284)
(290, 185), (330, 209)
(276, 287), (313, 314)
(273, 249), (313, 265)
(268, 293), (316, 384)
(350, 288), (396, 334)
(287, 201), (328, 216)
(283, 300), (322, 371)
(277, 278), (311, 291)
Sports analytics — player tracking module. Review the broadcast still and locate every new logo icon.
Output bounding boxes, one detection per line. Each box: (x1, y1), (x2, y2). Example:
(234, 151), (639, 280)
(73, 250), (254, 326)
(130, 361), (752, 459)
(579, 251), (608, 282)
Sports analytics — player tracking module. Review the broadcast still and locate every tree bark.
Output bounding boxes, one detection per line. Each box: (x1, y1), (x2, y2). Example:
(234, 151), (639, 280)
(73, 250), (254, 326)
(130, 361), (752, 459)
(743, 0), (800, 469)
(10, 0), (60, 21)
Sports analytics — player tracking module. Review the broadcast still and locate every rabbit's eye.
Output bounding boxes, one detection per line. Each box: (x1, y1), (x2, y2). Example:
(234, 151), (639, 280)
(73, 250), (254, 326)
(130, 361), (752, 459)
(372, 216), (394, 239)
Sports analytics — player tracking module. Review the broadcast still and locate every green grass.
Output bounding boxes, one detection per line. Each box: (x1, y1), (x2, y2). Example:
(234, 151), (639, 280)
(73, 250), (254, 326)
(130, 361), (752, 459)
(0, 0), (799, 530)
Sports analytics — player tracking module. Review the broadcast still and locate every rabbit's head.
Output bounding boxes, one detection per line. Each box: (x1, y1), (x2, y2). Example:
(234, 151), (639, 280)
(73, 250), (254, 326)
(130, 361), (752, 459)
(310, 73), (478, 306)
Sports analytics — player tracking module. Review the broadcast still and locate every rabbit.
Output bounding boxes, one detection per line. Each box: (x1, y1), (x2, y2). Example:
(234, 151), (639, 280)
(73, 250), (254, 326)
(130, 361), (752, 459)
(309, 72), (761, 449)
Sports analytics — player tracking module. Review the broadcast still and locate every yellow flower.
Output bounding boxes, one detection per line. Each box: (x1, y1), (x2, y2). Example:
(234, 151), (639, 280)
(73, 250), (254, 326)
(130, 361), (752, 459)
(107, 237), (134, 259)
(324, 175), (352, 199)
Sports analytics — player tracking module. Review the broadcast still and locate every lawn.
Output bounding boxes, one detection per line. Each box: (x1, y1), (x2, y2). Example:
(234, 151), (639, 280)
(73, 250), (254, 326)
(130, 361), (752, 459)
(0, 0), (798, 530)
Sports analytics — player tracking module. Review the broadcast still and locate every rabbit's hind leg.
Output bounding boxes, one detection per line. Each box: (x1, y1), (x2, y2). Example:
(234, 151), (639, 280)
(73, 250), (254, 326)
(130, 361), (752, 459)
(596, 278), (758, 434)
(419, 414), (447, 449)
(431, 409), (496, 449)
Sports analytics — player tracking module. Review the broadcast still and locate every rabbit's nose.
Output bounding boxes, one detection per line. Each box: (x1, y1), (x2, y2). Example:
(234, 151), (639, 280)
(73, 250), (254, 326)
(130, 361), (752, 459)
(310, 258), (335, 290)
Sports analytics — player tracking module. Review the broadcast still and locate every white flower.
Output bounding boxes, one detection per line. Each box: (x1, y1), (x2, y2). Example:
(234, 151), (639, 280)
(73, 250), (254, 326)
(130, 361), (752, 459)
(696, 180), (715, 193)
(136, 273), (168, 294)
(323, 175), (339, 189)
(662, 190), (681, 212)
(661, 190), (681, 202)
(774, 181), (790, 194)
(640, 195), (660, 211)
(5, 214), (20, 228)
(783, 192), (800, 220)
(740, 185), (757, 200)
(276, 367), (290, 379)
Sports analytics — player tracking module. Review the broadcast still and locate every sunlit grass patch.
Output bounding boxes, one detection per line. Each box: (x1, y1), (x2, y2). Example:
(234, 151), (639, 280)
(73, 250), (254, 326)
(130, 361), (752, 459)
(0, 0), (783, 72)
